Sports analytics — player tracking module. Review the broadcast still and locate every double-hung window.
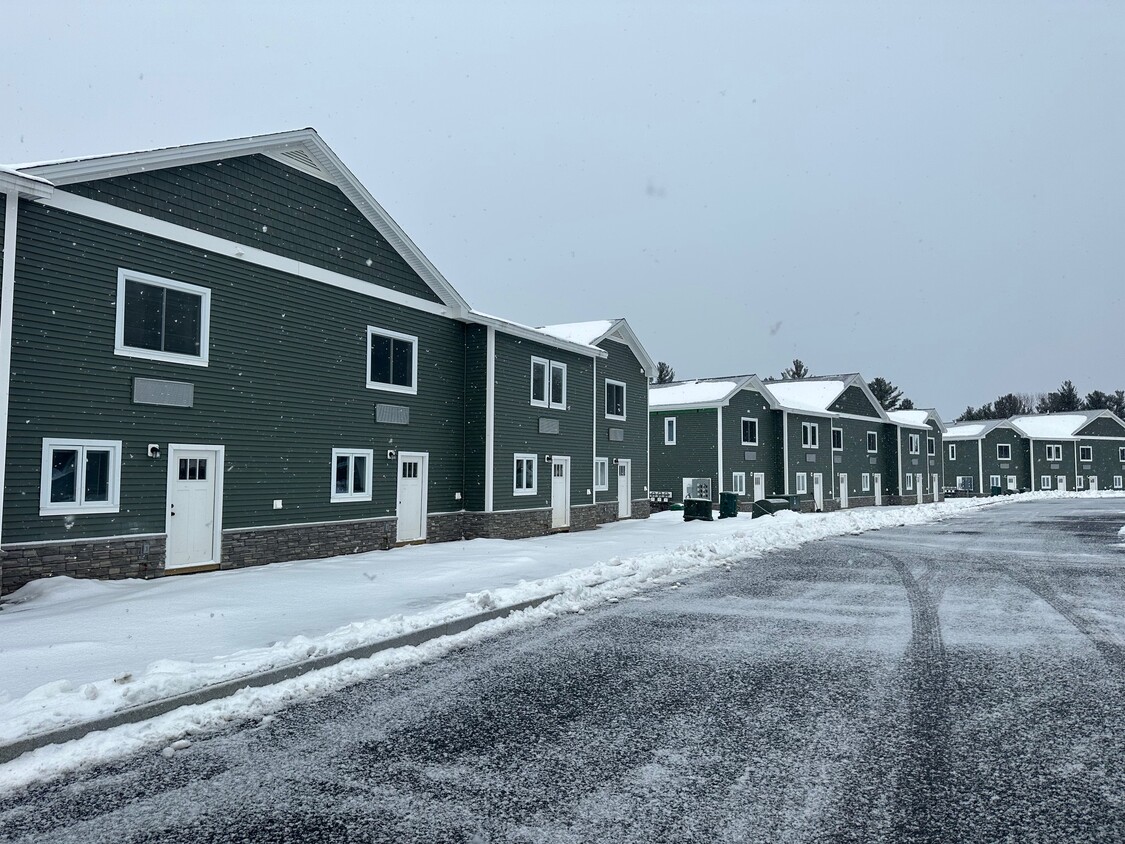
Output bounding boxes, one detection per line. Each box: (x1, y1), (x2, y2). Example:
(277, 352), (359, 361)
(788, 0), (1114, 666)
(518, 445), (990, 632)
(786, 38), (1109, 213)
(996, 444), (1012, 461)
(802, 422), (819, 449)
(732, 472), (746, 495)
(115, 269), (210, 366)
(990, 474), (1001, 489)
(908, 433), (921, 455)
(1120, 447), (1125, 462)
(514, 454), (537, 495)
(867, 432), (878, 453)
(1046, 444), (1063, 462)
(1040, 475), (1052, 489)
(367, 327), (417, 394)
(531, 358), (566, 409)
(605, 380), (626, 420)
(40, 439), (121, 515)
(664, 417), (677, 445)
(1114, 475), (1123, 490)
(831, 428), (843, 451)
(331, 449), (373, 502)
(741, 418), (758, 446)
(795, 472), (808, 494)
(1079, 445), (1093, 462)
(594, 458), (609, 491)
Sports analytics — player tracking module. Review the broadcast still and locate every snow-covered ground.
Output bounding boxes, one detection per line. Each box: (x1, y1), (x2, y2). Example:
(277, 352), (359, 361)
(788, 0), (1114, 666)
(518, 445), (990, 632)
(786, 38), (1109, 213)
(0, 491), (1121, 790)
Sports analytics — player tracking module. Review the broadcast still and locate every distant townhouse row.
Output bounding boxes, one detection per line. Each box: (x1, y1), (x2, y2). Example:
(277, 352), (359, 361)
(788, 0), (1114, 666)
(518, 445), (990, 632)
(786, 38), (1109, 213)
(944, 411), (1125, 494)
(648, 374), (946, 512)
(0, 130), (655, 593)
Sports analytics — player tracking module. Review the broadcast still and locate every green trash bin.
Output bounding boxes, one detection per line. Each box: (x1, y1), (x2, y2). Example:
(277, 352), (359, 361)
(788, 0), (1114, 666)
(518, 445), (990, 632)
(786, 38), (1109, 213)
(683, 497), (714, 522)
(719, 492), (739, 519)
(990, 486), (1002, 496)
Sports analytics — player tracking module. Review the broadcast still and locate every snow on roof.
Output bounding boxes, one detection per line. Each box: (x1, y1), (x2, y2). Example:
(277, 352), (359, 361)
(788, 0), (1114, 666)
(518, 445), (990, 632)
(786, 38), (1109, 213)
(887, 409), (930, 428)
(650, 379), (742, 408)
(0, 164), (52, 185)
(1008, 413), (1099, 440)
(945, 423), (989, 440)
(764, 379), (847, 413)
(467, 310), (604, 355)
(537, 320), (617, 346)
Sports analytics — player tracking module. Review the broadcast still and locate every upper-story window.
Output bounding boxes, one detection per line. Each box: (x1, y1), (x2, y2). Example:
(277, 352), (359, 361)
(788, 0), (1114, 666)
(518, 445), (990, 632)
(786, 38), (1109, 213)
(997, 443), (1012, 461)
(1046, 444), (1063, 461)
(948, 443), (956, 460)
(908, 433), (921, 454)
(367, 327), (417, 394)
(867, 432), (878, 453)
(741, 418), (758, 446)
(664, 417), (677, 445)
(1119, 446), (1125, 462)
(531, 358), (566, 409)
(605, 380), (626, 420)
(1079, 445), (1093, 462)
(802, 422), (819, 449)
(927, 437), (936, 456)
(115, 269), (210, 366)
(831, 428), (843, 451)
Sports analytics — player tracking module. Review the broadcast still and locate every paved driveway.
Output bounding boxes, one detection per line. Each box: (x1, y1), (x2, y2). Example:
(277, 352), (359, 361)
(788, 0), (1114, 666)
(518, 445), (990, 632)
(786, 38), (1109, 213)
(2, 498), (1123, 843)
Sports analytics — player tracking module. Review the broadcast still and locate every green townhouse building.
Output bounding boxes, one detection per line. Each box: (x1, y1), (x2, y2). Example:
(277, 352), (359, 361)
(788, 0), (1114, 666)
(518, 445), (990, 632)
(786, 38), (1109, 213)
(886, 409), (946, 504)
(0, 130), (654, 593)
(944, 419), (1037, 494)
(649, 373), (945, 511)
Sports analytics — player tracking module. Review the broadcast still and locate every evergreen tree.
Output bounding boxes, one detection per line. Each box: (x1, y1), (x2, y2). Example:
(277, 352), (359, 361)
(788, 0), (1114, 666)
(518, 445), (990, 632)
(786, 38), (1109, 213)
(1109, 390), (1125, 418)
(993, 392), (1032, 418)
(780, 359), (810, 380)
(1037, 380), (1082, 413)
(653, 361), (676, 384)
(1083, 390), (1112, 410)
(869, 376), (907, 411)
(899, 398), (915, 410)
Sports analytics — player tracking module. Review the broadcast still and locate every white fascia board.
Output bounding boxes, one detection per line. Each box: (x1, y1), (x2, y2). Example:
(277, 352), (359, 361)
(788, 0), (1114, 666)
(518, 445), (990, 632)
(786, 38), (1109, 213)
(745, 376), (780, 409)
(0, 171), (54, 200)
(648, 401), (725, 412)
(45, 190), (457, 319)
(844, 375), (893, 423)
(598, 320), (658, 377)
(469, 311), (607, 359)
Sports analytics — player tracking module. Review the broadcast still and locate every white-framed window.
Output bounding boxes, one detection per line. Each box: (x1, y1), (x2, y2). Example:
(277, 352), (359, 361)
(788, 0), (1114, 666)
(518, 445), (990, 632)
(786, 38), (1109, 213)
(741, 418), (758, 446)
(529, 359), (567, 409)
(549, 361), (567, 409)
(330, 448), (373, 503)
(664, 417), (677, 445)
(990, 474), (1001, 488)
(367, 326), (418, 394)
(732, 472), (746, 495)
(996, 443), (1012, 461)
(831, 428), (843, 451)
(867, 432), (878, 453)
(1076, 475), (1085, 490)
(40, 439), (122, 515)
(802, 422), (819, 449)
(908, 433), (921, 455)
(1114, 475), (1123, 490)
(927, 437), (936, 456)
(594, 457), (609, 491)
(605, 380), (626, 420)
(514, 454), (537, 495)
(1120, 447), (1125, 462)
(948, 443), (957, 460)
(1040, 475), (1052, 489)
(1079, 445), (1093, 462)
(1046, 444), (1063, 461)
(795, 472), (808, 494)
(905, 473), (914, 490)
(115, 269), (210, 366)
(861, 473), (871, 492)
(957, 476), (974, 491)
(530, 357), (549, 408)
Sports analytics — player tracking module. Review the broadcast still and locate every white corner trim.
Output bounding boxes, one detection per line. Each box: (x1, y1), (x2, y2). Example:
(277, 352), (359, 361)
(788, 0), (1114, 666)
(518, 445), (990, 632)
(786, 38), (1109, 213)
(485, 326), (496, 512)
(0, 193), (19, 547)
(45, 190), (457, 319)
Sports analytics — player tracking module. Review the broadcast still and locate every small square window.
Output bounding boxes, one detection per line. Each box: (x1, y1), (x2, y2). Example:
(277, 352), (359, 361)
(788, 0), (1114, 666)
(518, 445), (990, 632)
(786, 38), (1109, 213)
(1041, 476), (1052, 489)
(1079, 445), (1093, 462)
(367, 327), (417, 394)
(990, 474), (1001, 488)
(514, 454), (538, 495)
(867, 432), (878, 453)
(831, 428), (843, 451)
(40, 439), (122, 515)
(331, 449), (373, 502)
(732, 472), (746, 495)
(605, 380), (626, 420)
(741, 418), (758, 446)
(996, 444), (1012, 461)
(594, 458), (609, 491)
(664, 417), (677, 445)
(115, 270), (210, 366)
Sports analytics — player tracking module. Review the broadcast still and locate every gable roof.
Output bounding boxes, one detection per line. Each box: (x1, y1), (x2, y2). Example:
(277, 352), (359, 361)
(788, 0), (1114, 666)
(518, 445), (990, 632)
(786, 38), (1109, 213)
(944, 419), (1014, 441)
(538, 318), (657, 376)
(762, 374), (890, 421)
(1007, 411), (1118, 440)
(888, 408), (948, 433)
(649, 375), (772, 410)
(6, 129), (471, 314)
(0, 165), (53, 199)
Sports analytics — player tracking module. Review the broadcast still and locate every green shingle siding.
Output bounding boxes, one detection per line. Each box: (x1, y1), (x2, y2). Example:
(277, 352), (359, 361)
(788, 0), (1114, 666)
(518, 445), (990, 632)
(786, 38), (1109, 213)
(63, 154), (442, 304)
(649, 408), (717, 502)
(595, 339), (647, 505)
(5, 203), (465, 544)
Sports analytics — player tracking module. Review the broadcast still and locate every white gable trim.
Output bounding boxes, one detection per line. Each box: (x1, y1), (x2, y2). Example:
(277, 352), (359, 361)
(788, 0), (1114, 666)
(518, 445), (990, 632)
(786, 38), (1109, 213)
(45, 190), (457, 318)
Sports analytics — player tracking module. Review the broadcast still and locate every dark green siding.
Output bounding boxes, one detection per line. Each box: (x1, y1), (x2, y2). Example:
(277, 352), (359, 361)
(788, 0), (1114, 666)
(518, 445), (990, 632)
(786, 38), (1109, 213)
(1030, 439), (1075, 490)
(829, 385), (881, 418)
(1077, 439), (1125, 489)
(5, 203), (465, 543)
(828, 417), (887, 501)
(721, 390), (783, 499)
(785, 412), (831, 501)
(649, 408), (717, 502)
(945, 439), (980, 491)
(595, 339), (648, 506)
(491, 332), (593, 512)
(1077, 416), (1125, 437)
(981, 429), (1029, 491)
(462, 325), (488, 512)
(64, 154), (442, 304)
(927, 421), (944, 492)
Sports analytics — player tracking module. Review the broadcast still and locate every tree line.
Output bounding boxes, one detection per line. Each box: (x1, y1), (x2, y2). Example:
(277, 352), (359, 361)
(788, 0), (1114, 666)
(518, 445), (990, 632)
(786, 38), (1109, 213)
(956, 380), (1125, 421)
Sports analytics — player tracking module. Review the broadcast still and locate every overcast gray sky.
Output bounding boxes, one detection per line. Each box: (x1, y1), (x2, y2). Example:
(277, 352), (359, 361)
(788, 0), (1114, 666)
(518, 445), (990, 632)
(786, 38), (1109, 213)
(3, 1), (1122, 419)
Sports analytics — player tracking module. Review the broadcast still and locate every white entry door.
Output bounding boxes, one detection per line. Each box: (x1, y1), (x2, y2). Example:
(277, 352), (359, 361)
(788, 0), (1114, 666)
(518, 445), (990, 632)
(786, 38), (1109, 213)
(616, 459), (632, 518)
(838, 473), (848, 508)
(551, 456), (571, 528)
(916, 474), (924, 504)
(752, 473), (765, 502)
(1089, 476), (1098, 491)
(873, 473), (883, 506)
(1006, 475), (1017, 492)
(812, 473), (824, 511)
(396, 452), (428, 543)
(1057, 475), (1067, 491)
(166, 445), (223, 570)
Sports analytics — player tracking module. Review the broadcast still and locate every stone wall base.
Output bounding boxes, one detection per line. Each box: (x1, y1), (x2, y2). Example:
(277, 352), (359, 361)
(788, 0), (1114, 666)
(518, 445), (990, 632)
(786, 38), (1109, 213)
(1, 536), (165, 595)
(221, 518), (397, 572)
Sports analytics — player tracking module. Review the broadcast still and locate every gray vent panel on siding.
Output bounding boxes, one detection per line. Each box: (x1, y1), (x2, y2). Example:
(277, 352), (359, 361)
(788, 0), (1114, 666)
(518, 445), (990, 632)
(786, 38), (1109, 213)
(539, 418), (560, 435)
(744, 451), (756, 461)
(376, 404), (410, 425)
(133, 378), (193, 407)
(805, 453), (817, 463)
(608, 427), (624, 442)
